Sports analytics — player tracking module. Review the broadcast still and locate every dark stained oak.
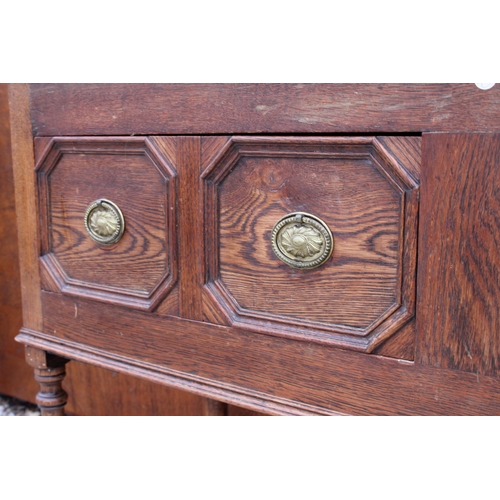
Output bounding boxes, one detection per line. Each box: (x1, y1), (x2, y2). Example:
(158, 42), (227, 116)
(36, 137), (178, 311)
(372, 318), (415, 360)
(169, 136), (204, 321)
(416, 133), (500, 377)
(0, 84), (38, 401)
(1, 90), (258, 415)
(18, 291), (500, 415)
(202, 136), (419, 353)
(376, 136), (421, 184)
(63, 362), (225, 416)
(218, 142), (401, 329)
(30, 84), (500, 136)
(12, 83), (500, 416)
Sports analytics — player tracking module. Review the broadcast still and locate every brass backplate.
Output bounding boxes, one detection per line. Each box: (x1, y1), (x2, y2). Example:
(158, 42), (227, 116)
(271, 212), (333, 269)
(84, 199), (125, 245)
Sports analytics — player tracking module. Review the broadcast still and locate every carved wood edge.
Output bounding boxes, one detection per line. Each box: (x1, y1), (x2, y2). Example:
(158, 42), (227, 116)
(39, 253), (178, 311)
(16, 328), (343, 416)
(203, 281), (411, 352)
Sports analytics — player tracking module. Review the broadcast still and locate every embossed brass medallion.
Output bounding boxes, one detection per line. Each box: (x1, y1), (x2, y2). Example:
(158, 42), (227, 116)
(84, 199), (125, 245)
(271, 212), (333, 269)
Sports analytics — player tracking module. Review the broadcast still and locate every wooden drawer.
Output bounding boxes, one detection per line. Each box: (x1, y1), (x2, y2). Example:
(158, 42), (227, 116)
(202, 136), (419, 353)
(37, 138), (177, 311)
(36, 135), (419, 357)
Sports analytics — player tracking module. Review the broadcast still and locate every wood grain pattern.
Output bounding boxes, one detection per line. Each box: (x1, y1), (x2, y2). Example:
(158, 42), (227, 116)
(201, 136), (233, 326)
(0, 84), (38, 401)
(30, 84), (500, 136)
(416, 133), (500, 377)
(15, 84), (500, 415)
(373, 318), (415, 360)
(33, 136), (52, 164)
(63, 362), (215, 416)
(36, 137), (178, 310)
(0, 100), (247, 415)
(8, 84), (42, 331)
(21, 291), (500, 415)
(170, 136), (204, 321)
(202, 288), (231, 326)
(201, 136), (231, 171)
(153, 136), (230, 413)
(202, 136), (419, 352)
(217, 140), (399, 328)
(154, 287), (180, 317)
(376, 136), (421, 185)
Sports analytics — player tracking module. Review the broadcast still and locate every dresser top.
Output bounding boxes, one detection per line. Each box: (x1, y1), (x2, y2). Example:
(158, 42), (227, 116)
(30, 83), (500, 136)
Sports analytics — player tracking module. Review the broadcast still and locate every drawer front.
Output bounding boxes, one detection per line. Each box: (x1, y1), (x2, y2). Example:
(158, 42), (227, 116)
(36, 137), (178, 311)
(36, 134), (419, 355)
(202, 136), (420, 352)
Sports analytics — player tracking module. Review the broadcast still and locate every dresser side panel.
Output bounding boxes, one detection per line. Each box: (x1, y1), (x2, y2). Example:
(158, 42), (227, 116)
(9, 83), (42, 331)
(417, 133), (500, 376)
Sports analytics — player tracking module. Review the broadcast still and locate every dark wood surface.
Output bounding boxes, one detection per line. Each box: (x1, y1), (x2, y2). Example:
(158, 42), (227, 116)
(62, 363), (232, 416)
(33, 134), (419, 356)
(30, 84), (500, 136)
(172, 136), (204, 321)
(416, 133), (500, 377)
(36, 137), (178, 310)
(11, 83), (500, 415)
(0, 83), (38, 401)
(3, 87), (263, 415)
(19, 290), (500, 415)
(9, 84), (43, 331)
(41, 138), (171, 293)
(372, 317), (416, 360)
(202, 136), (419, 353)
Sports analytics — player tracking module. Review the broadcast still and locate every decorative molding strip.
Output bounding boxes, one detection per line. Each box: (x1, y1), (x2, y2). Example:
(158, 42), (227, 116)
(16, 328), (341, 416)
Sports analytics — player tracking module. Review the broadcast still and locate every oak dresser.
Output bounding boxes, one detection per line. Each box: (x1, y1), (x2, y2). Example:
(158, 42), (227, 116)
(9, 83), (500, 415)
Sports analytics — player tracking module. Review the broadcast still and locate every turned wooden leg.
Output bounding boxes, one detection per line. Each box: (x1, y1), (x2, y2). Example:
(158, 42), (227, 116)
(25, 346), (69, 416)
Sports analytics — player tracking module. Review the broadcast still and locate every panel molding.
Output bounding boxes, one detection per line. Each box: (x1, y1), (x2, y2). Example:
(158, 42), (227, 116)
(36, 137), (178, 311)
(18, 327), (334, 416)
(201, 136), (419, 352)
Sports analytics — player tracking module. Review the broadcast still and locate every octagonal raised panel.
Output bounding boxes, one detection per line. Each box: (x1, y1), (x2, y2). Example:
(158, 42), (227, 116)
(202, 136), (420, 352)
(36, 137), (177, 310)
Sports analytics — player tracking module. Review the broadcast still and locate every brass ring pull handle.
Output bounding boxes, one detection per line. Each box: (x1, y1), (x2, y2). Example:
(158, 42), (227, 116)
(271, 212), (334, 269)
(84, 199), (125, 245)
